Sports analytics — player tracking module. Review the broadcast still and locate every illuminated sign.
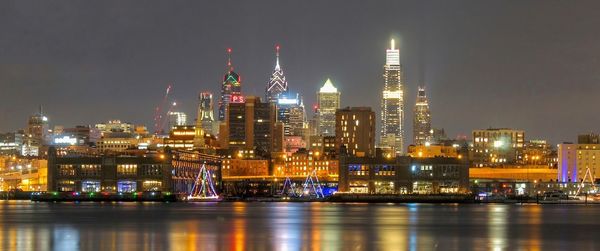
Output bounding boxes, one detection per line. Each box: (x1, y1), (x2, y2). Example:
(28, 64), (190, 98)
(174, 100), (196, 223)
(230, 94), (245, 103)
(54, 136), (77, 145)
(277, 98), (298, 105)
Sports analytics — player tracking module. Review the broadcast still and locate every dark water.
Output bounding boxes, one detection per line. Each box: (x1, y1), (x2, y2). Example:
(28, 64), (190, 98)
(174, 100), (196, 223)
(0, 201), (598, 250)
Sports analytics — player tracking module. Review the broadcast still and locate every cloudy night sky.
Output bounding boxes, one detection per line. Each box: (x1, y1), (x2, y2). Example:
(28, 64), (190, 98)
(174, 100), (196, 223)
(1, 1), (599, 145)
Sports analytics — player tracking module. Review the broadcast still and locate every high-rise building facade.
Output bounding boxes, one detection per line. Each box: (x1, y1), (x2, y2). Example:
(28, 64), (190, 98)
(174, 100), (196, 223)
(413, 86), (431, 145)
(218, 49), (242, 122)
(197, 92), (216, 135)
(219, 96), (283, 155)
(168, 111), (187, 129)
(317, 79), (340, 137)
(277, 92), (306, 137)
(265, 45), (288, 103)
(380, 39), (404, 155)
(23, 107), (49, 156)
(335, 107), (376, 157)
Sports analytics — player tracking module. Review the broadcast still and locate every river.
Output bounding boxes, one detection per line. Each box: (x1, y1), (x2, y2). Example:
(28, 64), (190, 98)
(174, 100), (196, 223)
(0, 201), (596, 250)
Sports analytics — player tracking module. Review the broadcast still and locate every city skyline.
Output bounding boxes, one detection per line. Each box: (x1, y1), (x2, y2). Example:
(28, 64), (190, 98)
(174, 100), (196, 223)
(1, 1), (600, 145)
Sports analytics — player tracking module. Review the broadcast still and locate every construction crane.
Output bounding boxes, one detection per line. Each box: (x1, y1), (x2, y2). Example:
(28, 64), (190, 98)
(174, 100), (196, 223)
(153, 84), (175, 135)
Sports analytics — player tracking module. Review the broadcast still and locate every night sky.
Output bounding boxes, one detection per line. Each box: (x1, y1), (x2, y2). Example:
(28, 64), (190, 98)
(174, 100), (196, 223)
(1, 1), (599, 145)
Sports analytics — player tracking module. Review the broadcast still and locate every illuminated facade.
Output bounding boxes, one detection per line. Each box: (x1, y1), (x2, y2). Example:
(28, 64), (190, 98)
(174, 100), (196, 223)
(277, 149), (339, 178)
(222, 158), (269, 177)
(277, 92), (306, 137)
(265, 45), (288, 103)
(197, 92), (216, 135)
(167, 111), (187, 129)
(164, 126), (196, 150)
(335, 107), (376, 157)
(95, 120), (133, 134)
(0, 132), (23, 155)
(219, 96), (283, 155)
(413, 86), (431, 145)
(472, 128), (525, 167)
(0, 156), (47, 191)
(317, 79), (340, 136)
(47, 148), (221, 194)
(23, 107), (50, 156)
(407, 144), (460, 158)
(339, 155), (469, 194)
(47, 148), (172, 193)
(522, 140), (556, 167)
(558, 143), (600, 183)
(380, 39), (404, 155)
(218, 48), (242, 122)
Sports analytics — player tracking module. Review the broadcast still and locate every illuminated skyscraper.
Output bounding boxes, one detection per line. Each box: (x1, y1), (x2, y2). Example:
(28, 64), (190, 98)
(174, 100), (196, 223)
(218, 48), (243, 122)
(197, 92), (215, 135)
(413, 86), (431, 145)
(317, 79), (340, 137)
(23, 106), (49, 156)
(380, 39), (404, 155)
(266, 45), (288, 103)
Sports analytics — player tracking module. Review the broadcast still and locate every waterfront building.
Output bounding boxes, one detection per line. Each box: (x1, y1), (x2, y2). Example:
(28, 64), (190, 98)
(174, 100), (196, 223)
(265, 45), (288, 103)
(218, 48), (243, 122)
(279, 149), (339, 178)
(558, 142), (600, 183)
(47, 147), (221, 194)
(338, 153), (469, 194)
(222, 158), (269, 177)
(413, 86), (431, 145)
(219, 96), (283, 155)
(472, 128), (525, 167)
(380, 39), (404, 155)
(317, 79), (340, 137)
(0, 156), (47, 191)
(335, 107), (376, 157)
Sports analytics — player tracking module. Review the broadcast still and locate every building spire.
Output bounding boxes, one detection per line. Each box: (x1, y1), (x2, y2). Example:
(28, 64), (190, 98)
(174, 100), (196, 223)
(227, 48), (233, 71)
(275, 44), (281, 71)
(391, 39), (395, 50)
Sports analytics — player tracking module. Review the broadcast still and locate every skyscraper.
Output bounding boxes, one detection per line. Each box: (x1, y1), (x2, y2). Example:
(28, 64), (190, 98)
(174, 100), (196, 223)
(218, 48), (242, 122)
(317, 78), (340, 137)
(277, 92), (306, 137)
(413, 86), (431, 145)
(380, 39), (404, 155)
(335, 107), (376, 157)
(23, 106), (49, 156)
(219, 96), (283, 155)
(197, 92), (215, 135)
(266, 45), (288, 103)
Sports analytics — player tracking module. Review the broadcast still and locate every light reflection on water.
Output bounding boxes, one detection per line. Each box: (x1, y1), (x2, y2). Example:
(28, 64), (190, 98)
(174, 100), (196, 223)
(0, 201), (599, 250)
